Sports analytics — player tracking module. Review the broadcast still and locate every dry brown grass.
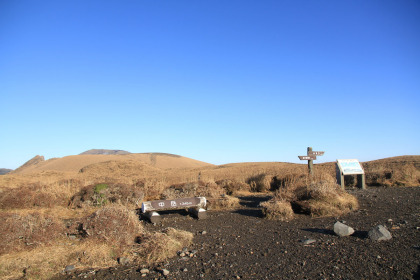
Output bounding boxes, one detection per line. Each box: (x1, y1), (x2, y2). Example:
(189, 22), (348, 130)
(262, 172), (359, 217)
(12, 153), (212, 175)
(260, 200), (294, 221)
(77, 205), (145, 248)
(207, 195), (241, 210)
(0, 241), (118, 280)
(0, 205), (193, 280)
(131, 228), (193, 264)
(161, 180), (226, 200)
(0, 211), (65, 255)
(0, 155), (418, 279)
(247, 173), (272, 192)
(363, 160), (420, 187)
(70, 183), (145, 209)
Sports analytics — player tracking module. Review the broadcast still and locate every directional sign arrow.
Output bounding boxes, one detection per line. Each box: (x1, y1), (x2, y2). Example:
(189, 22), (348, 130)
(308, 151), (324, 156)
(299, 155), (317, 160)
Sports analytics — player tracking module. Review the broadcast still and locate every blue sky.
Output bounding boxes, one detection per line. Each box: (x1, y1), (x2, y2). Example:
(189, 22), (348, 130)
(1, 0), (419, 169)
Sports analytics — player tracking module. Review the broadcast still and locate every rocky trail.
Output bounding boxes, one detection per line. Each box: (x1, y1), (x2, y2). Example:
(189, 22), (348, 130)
(57, 187), (420, 280)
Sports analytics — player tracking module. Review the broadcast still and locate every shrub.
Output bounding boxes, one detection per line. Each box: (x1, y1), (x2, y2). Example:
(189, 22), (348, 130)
(77, 205), (144, 249)
(207, 195), (240, 210)
(291, 179), (359, 217)
(161, 181), (226, 200)
(70, 183), (144, 209)
(260, 200), (294, 221)
(216, 179), (250, 195)
(131, 227), (193, 264)
(247, 174), (272, 192)
(268, 172), (359, 217)
(363, 162), (420, 187)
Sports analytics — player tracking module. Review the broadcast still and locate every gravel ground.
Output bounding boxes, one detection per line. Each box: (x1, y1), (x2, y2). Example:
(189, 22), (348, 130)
(58, 186), (420, 280)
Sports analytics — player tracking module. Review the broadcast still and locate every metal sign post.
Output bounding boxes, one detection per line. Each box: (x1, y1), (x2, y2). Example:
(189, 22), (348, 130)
(298, 147), (325, 175)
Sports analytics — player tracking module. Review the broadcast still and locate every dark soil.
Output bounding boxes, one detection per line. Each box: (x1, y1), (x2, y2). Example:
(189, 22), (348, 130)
(57, 187), (420, 280)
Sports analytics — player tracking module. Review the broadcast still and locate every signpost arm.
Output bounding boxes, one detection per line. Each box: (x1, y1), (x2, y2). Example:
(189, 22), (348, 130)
(307, 147), (313, 175)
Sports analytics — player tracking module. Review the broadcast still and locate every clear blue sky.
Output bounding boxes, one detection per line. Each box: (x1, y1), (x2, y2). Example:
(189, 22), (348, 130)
(1, 0), (419, 169)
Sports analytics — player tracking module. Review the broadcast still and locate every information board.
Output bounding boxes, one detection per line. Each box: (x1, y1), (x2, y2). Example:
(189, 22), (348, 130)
(337, 159), (364, 175)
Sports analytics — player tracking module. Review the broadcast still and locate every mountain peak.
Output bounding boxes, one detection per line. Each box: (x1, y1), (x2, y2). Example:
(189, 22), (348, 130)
(79, 149), (131, 155)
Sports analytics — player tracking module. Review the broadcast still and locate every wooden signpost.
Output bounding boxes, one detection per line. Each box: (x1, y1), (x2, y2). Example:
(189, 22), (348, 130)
(298, 147), (324, 174)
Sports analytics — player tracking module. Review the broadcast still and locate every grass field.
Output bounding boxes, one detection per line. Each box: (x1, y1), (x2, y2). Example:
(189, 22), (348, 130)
(0, 154), (418, 279)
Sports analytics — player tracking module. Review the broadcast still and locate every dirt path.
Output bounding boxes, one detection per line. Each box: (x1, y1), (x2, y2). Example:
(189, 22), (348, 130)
(59, 187), (420, 280)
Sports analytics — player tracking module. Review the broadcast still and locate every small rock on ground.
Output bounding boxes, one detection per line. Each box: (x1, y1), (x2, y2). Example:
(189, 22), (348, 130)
(140, 268), (149, 274)
(334, 221), (355, 237)
(368, 225), (392, 241)
(301, 239), (316, 245)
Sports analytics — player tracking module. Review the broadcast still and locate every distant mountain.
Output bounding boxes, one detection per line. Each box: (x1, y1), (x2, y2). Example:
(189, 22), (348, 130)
(79, 149), (131, 155)
(0, 168), (12, 175)
(10, 155), (45, 174)
(11, 152), (212, 174)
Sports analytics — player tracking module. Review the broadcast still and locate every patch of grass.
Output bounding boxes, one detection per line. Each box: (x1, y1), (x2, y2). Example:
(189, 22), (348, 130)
(0, 212), (65, 255)
(260, 200), (294, 221)
(0, 241), (118, 280)
(207, 195), (240, 210)
(247, 174), (272, 192)
(94, 183), (108, 193)
(161, 180), (226, 200)
(262, 172), (359, 218)
(131, 227), (193, 264)
(216, 179), (250, 195)
(0, 205), (194, 280)
(70, 183), (144, 209)
(77, 205), (144, 249)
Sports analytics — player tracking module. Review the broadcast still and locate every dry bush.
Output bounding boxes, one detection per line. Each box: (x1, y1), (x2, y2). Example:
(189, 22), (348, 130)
(0, 241), (118, 280)
(0, 212), (65, 255)
(215, 179), (250, 195)
(295, 191), (359, 217)
(161, 180), (226, 200)
(260, 200), (294, 221)
(77, 205), (144, 249)
(364, 162), (420, 187)
(140, 179), (167, 200)
(0, 183), (69, 209)
(207, 195), (240, 210)
(292, 179), (359, 217)
(70, 183), (144, 209)
(131, 227), (193, 264)
(269, 172), (359, 217)
(247, 173), (272, 192)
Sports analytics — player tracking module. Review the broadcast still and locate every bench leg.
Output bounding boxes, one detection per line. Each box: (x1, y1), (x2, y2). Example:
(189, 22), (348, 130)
(189, 207), (207, 219)
(144, 211), (161, 223)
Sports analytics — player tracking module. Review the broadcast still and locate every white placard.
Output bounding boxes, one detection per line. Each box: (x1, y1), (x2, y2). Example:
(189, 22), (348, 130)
(337, 159), (364, 175)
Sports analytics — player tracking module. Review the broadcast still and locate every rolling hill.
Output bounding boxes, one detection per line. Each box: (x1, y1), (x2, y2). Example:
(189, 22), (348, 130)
(11, 152), (213, 175)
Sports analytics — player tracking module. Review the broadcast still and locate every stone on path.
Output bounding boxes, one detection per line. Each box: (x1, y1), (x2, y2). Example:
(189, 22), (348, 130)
(161, 269), (170, 276)
(334, 221), (355, 237)
(140, 268), (149, 274)
(301, 239), (316, 245)
(368, 225), (392, 241)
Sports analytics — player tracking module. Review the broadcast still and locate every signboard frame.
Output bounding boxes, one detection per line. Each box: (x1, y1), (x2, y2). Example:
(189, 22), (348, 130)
(336, 159), (365, 189)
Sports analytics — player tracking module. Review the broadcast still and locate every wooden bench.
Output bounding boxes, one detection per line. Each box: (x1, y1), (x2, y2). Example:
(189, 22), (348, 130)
(141, 197), (207, 223)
